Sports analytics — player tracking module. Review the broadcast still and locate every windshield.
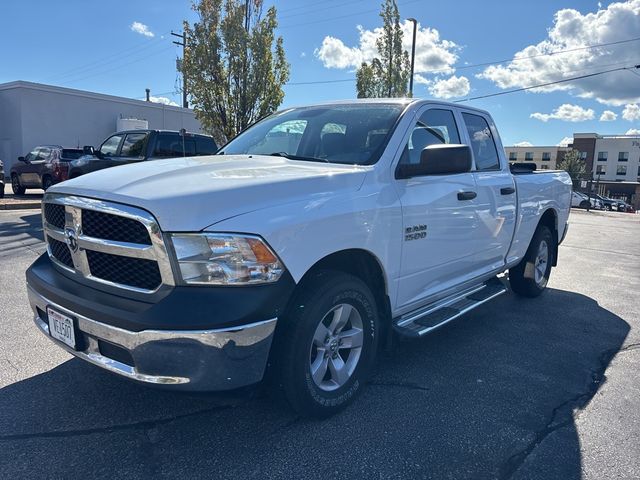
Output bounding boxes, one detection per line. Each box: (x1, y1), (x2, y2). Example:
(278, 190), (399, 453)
(219, 103), (406, 165)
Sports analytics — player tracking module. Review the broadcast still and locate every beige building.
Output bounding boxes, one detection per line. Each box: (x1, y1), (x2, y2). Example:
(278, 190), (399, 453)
(503, 145), (569, 170)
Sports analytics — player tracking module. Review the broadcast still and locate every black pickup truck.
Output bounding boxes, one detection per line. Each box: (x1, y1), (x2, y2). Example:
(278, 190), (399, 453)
(69, 129), (217, 179)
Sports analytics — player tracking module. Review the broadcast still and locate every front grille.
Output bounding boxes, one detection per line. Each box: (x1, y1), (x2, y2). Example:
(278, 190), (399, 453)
(48, 236), (73, 268)
(44, 203), (65, 229)
(86, 250), (162, 290)
(82, 209), (151, 245)
(42, 196), (172, 293)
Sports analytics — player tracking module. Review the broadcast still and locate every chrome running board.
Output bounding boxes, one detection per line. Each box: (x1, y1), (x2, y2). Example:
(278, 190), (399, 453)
(393, 278), (507, 338)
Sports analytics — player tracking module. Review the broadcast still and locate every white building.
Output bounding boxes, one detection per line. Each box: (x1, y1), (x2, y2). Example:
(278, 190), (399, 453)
(0, 81), (203, 176)
(503, 146), (569, 170)
(582, 133), (640, 182)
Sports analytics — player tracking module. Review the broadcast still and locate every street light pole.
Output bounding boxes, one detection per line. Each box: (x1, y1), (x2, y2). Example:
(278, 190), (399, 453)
(407, 18), (417, 97)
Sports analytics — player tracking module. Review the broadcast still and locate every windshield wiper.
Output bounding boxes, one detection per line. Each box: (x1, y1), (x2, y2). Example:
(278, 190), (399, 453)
(267, 152), (329, 163)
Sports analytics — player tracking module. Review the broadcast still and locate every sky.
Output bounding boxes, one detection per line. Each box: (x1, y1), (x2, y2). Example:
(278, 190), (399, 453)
(1, 0), (639, 146)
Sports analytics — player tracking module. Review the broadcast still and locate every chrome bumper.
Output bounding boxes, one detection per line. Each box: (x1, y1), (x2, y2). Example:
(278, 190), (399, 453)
(28, 285), (277, 390)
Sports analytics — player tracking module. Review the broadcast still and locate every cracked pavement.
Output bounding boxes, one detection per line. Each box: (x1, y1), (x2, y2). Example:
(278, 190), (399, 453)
(1, 208), (639, 479)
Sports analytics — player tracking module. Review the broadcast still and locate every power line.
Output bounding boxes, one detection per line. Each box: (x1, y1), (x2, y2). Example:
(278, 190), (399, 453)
(455, 65), (639, 102)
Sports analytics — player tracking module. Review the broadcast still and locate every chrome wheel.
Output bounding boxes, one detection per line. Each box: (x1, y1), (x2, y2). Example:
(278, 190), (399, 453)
(534, 240), (549, 286)
(309, 303), (364, 392)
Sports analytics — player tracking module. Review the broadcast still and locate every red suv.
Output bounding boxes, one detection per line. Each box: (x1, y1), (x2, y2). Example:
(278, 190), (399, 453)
(10, 146), (83, 194)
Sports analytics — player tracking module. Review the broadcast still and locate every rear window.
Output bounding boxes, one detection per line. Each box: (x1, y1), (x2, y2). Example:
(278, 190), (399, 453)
(195, 136), (217, 155)
(154, 134), (196, 158)
(462, 113), (500, 171)
(60, 149), (83, 160)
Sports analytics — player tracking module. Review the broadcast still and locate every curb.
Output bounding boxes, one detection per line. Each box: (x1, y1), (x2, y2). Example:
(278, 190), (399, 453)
(0, 202), (42, 211)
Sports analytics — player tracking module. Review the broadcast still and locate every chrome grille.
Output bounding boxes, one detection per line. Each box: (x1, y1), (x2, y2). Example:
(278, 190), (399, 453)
(42, 194), (174, 293)
(44, 203), (65, 230)
(82, 209), (151, 245)
(86, 250), (161, 290)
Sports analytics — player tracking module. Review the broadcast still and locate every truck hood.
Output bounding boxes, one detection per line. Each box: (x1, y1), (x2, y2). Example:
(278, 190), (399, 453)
(49, 155), (369, 231)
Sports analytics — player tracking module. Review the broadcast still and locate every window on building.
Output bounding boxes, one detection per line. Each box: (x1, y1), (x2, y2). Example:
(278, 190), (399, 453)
(580, 151), (588, 160)
(508, 152), (517, 161)
(525, 152), (534, 161)
(596, 165), (606, 175)
(616, 165), (627, 176)
(637, 165), (640, 177)
(542, 152), (551, 161)
(597, 152), (608, 161)
(618, 152), (629, 161)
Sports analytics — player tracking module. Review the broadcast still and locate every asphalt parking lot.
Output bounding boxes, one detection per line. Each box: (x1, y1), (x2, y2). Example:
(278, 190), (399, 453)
(0, 208), (638, 479)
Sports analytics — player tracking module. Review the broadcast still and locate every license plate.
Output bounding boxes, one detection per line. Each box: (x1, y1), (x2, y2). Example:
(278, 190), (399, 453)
(47, 307), (76, 350)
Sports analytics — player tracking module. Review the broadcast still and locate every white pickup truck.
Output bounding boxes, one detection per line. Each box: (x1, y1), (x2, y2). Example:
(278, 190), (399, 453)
(27, 99), (572, 417)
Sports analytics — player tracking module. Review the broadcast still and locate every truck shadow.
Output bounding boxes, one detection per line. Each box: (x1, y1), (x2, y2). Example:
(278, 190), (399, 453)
(0, 288), (629, 479)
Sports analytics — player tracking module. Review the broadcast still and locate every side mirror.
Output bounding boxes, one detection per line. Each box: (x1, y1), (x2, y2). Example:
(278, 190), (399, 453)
(83, 145), (95, 155)
(18, 156), (25, 162)
(396, 144), (472, 179)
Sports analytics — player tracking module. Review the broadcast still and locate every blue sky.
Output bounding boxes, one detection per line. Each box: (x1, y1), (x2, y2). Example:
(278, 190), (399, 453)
(2, 0), (639, 146)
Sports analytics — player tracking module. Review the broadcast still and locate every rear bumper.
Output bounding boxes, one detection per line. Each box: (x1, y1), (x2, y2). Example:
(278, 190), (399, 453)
(28, 285), (277, 390)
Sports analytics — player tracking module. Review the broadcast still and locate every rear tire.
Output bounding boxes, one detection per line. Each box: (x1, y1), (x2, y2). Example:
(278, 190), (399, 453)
(272, 271), (379, 418)
(509, 225), (554, 298)
(11, 174), (25, 195)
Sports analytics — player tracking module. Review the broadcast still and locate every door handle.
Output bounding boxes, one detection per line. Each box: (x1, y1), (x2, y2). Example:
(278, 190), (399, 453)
(500, 187), (516, 195)
(457, 191), (477, 201)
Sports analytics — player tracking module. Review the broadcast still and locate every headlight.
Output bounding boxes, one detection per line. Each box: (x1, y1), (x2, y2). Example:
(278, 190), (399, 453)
(169, 233), (284, 285)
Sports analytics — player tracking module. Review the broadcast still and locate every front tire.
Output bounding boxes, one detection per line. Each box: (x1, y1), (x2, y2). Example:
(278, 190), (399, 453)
(273, 271), (379, 418)
(11, 174), (25, 195)
(509, 225), (554, 298)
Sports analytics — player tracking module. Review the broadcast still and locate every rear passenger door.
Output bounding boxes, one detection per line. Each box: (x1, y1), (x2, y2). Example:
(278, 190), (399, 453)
(152, 133), (196, 158)
(459, 110), (516, 274)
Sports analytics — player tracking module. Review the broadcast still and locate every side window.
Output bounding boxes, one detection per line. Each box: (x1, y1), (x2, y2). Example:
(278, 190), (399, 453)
(25, 148), (39, 162)
(399, 108), (460, 165)
(195, 136), (217, 155)
(155, 134), (195, 157)
(34, 147), (50, 162)
(462, 113), (500, 171)
(120, 133), (148, 158)
(99, 134), (123, 157)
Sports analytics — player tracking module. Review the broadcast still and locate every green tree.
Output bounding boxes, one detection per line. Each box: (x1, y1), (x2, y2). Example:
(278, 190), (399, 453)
(181, 0), (289, 144)
(557, 149), (586, 188)
(356, 0), (410, 98)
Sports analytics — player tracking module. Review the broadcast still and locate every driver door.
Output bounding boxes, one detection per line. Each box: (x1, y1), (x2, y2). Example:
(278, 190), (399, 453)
(394, 107), (480, 311)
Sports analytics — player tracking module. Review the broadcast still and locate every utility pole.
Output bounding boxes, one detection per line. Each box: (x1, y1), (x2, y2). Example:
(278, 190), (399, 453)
(407, 18), (417, 97)
(171, 31), (188, 108)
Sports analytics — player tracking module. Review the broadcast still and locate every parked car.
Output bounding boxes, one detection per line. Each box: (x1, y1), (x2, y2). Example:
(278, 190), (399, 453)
(571, 191), (590, 208)
(591, 194), (623, 211)
(0, 160), (4, 198)
(27, 99), (571, 417)
(10, 146), (83, 194)
(68, 130), (218, 179)
(616, 201), (635, 213)
(571, 191), (601, 210)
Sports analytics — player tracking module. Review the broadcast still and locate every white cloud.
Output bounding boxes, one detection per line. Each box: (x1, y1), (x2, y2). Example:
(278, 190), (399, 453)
(477, 1), (640, 106)
(149, 96), (178, 106)
(514, 141), (533, 147)
(626, 128), (640, 134)
(131, 21), (154, 38)
(599, 110), (617, 121)
(557, 136), (574, 146)
(531, 103), (595, 122)
(300, 52), (306, 58)
(315, 20), (461, 79)
(428, 75), (470, 99)
(622, 103), (640, 121)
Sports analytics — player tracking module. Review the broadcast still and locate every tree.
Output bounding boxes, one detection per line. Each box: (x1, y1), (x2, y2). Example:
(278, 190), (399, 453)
(181, 0), (289, 144)
(356, 0), (410, 98)
(557, 149), (586, 188)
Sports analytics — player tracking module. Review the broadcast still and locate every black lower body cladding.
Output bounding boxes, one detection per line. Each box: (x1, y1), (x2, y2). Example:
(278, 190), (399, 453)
(26, 253), (296, 332)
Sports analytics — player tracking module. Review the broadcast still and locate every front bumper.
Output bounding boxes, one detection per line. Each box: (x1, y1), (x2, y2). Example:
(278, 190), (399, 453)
(28, 286), (278, 391)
